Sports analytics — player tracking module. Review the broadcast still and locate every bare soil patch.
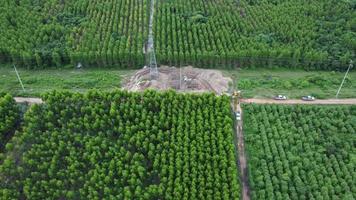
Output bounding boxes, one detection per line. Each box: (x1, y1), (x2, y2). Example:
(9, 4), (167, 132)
(123, 66), (232, 95)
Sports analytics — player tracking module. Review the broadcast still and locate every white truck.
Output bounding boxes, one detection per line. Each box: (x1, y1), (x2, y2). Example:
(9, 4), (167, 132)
(235, 111), (241, 121)
(302, 96), (315, 101)
(274, 95), (287, 100)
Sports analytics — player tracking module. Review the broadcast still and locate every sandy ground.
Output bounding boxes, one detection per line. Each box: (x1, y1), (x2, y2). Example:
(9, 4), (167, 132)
(14, 97), (43, 105)
(123, 66), (232, 95)
(13, 97), (356, 105)
(241, 98), (356, 105)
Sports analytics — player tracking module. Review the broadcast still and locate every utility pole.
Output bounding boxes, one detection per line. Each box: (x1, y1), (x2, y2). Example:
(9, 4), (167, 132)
(13, 65), (25, 92)
(336, 60), (353, 98)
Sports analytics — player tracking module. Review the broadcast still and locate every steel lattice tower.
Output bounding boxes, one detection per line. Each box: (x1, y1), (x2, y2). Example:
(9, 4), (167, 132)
(147, 0), (158, 79)
(147, 37), (158, 79)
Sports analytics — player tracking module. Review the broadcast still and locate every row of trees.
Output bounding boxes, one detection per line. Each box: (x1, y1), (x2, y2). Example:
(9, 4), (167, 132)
(243, 104), (356, 200)
(0, 0), (148, 68)
(69, 0), (148, 67)
(0, 0), (74, 68)
(0, 94), (19, 150)
(0, 0), (354, 69)
(0, 90), (240, 199)
(153, 0), (354, 70)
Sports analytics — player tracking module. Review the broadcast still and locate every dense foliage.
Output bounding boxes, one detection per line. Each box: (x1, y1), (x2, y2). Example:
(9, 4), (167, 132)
(0, 94), (19, 150)
(0, 0), (354, 70)
(243, 104), (356, 200)
(0, 90), (239, 199)
(238, 73), (354, 94)
(155, 0), (355, 70)
(0, 0), (148, 68)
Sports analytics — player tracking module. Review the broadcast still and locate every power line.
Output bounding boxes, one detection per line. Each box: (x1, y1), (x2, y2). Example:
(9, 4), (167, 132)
(336, 60), (353, 98)
(13, 65), (25, 92)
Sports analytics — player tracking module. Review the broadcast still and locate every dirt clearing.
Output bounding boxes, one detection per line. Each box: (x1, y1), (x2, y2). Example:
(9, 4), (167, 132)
(123, 66), (232, 95)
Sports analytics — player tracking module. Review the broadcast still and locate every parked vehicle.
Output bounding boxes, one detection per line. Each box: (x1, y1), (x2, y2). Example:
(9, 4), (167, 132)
(302, 96), (315, 101)
(274, 95), (287, 100)
(236, 112), (241, 121)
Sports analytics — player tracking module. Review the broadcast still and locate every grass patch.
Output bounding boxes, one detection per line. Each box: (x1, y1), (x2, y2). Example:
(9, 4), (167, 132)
(222, 68), (356, 99)
(0, 65), (134, 97)
(2, 65), (355, 99)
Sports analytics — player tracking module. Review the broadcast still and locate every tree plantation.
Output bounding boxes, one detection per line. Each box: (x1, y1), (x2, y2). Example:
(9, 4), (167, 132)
(1, 91), (356, 199)
(243, 104), (356, 200)
(0, 0), (354, 69)
(155, 0), (355, 69)
(1, 0), (356, 199)
(0, 90), (240, 199)
(0, 0), (149, 68)
(0, 94), (19, 150)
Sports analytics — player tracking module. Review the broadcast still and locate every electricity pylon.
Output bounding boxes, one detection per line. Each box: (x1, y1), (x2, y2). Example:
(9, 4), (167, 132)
(147, 37), (158, 79)
(147, 0), (158, 79)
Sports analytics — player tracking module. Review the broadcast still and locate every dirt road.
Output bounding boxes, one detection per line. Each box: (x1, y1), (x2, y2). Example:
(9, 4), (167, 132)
(14, 97), (43, 105)
(241, 98), (356, 105)
(16, 97), (356, 106)
(234, 103), (250, 200)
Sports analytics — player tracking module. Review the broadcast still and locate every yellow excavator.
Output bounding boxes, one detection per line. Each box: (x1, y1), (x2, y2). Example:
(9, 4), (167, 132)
(232, 90), (241, 111)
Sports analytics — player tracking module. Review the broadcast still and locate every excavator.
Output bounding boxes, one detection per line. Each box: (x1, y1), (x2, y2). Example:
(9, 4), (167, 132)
(232, 90), (241, 110)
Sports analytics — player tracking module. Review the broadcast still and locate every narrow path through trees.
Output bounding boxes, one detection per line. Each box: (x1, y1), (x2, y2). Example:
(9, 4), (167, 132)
(233, 102), (250, 200)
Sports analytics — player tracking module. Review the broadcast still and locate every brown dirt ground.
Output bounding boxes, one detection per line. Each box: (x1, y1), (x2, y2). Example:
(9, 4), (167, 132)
(123, 66), (232, 95)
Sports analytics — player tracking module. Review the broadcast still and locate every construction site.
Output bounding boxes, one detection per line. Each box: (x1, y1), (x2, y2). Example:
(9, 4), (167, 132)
(123, 65), (232, 95)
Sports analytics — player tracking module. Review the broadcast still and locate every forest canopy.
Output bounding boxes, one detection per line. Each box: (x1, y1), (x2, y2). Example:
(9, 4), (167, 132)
(0, 0), (354, 70)
(243, 104), (356, 200)
(0, 90), (240, 199)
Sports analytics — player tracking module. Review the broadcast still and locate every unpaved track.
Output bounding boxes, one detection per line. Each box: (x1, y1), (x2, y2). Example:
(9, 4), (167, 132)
(14, 97), (43, 104)
(241, 98), (356, 105)
(233, 103), (250, 200)
(14, 97), (356, 105)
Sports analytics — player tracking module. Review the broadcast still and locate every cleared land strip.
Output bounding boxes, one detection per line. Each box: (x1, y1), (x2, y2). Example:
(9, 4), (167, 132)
(234, 103), (250, 200)
(241, 98), (356, 105)
(14, 97), (43, 104)
(14, 97), (356, 105)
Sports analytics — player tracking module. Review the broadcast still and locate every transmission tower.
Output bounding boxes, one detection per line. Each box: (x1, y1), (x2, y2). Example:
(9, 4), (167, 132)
(147, 0), (158, 79)
(147, 37), (158, 79)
